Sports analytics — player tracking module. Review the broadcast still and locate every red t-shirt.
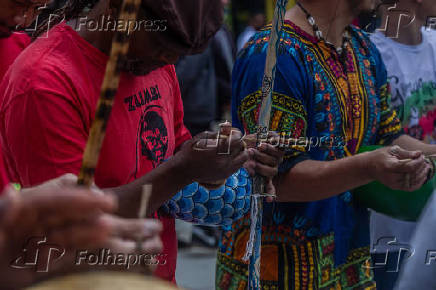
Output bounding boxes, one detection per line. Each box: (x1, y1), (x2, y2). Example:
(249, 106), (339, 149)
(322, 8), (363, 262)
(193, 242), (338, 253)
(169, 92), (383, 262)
(0, 33), (29, 193)
(0, 23), (191, 281)
(0, 152), (8, 192)
(0, 33), (30, 80)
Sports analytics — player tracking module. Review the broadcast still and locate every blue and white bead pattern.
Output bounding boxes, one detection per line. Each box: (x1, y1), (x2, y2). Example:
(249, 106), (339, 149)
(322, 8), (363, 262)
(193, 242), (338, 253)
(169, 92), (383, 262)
(162, 169), (252, 226)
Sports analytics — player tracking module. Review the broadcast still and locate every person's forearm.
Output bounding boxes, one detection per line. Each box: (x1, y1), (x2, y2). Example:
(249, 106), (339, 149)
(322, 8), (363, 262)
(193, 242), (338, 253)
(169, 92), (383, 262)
(0, 198), (7, 225)
(276, 152), (374, 202)
(108, 154), (193, 217)
(162, 168), (251, 225)
(393, 134), (436, 156)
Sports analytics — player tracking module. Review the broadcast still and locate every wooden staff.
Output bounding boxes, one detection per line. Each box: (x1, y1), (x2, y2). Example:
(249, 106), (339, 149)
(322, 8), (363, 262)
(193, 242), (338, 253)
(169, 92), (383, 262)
(244, 1), (289, 289)
(78, 0), (141, 186)
(76, 2), (155, 273)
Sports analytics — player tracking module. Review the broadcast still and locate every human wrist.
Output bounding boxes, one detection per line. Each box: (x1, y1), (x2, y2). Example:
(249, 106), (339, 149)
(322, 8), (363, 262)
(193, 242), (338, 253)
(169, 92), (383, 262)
(168, 152), (196, 185)
(171, 147), (226, 187)
(424, 157), (436, 184)
(355, 151), (377, 182)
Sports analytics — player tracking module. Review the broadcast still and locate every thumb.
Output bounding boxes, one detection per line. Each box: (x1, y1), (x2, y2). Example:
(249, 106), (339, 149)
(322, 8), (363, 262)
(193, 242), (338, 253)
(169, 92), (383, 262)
(191, 131), (219, 150)
(390, 145), (422, 160)
(58, 173), (79, 187)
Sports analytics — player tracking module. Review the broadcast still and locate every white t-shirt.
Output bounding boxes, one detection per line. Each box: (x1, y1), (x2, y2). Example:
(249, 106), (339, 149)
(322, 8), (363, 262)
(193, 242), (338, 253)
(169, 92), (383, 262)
(237, 26), (256, 52)
(370, 27), (436, 253)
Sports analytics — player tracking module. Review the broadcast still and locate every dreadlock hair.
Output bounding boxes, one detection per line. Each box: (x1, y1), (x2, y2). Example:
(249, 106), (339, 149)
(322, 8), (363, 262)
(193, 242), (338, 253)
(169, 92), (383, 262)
(35, 0), (99, 37)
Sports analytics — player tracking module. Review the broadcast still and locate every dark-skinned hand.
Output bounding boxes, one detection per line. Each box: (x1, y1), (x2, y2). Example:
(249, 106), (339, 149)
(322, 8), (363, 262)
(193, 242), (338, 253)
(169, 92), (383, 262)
(367, 145), (432, 192)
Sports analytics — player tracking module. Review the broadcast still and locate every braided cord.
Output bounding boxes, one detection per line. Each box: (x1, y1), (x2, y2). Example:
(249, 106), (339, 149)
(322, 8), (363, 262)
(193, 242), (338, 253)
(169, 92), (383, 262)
(246, 0), (289, 289)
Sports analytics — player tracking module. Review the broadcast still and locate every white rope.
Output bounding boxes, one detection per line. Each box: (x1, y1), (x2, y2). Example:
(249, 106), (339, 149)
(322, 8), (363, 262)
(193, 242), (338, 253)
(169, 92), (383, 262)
(242, 195), (260, 262)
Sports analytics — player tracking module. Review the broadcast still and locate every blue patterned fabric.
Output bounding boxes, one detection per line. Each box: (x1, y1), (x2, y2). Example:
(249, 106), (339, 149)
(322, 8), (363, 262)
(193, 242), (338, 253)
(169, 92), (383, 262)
(216, 21), (403, 290)
(227, 21), (403, 265)
(162, 168), (252, 226)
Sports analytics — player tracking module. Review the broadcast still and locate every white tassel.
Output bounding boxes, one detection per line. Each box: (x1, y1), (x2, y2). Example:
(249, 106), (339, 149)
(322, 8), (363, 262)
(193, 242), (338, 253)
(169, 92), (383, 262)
(242, 196), (259, 262)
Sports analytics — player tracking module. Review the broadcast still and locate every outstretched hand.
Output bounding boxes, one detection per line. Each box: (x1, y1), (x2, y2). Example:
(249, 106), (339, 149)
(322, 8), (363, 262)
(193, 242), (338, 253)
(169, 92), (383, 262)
(368, 145), (432, 192)
(0, 174), (163, 289)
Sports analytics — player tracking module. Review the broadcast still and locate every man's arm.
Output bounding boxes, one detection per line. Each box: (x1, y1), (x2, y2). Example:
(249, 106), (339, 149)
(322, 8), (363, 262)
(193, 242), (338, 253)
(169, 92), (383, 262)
(109, 152), (193, 217)
(275, 153), (372, 202)
(110, 129), (251, 216)
(113, 131), (283, 218)
(276, 146), (428, 202)
(1, 77), (250, 218)
(393, 134), (436, 156)
(0, 175), (163, 289)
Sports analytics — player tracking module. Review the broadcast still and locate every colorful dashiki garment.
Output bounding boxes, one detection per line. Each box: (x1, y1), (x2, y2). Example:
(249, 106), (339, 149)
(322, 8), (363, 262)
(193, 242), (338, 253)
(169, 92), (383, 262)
(216, 21), (403, 290)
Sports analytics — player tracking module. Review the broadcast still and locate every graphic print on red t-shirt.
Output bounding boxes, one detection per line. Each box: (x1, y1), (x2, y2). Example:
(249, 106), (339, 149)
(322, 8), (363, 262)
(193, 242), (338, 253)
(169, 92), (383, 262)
(139, 107), (168, 164)
(0, 23), (191, 282)
(125, 85), (170, 178)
